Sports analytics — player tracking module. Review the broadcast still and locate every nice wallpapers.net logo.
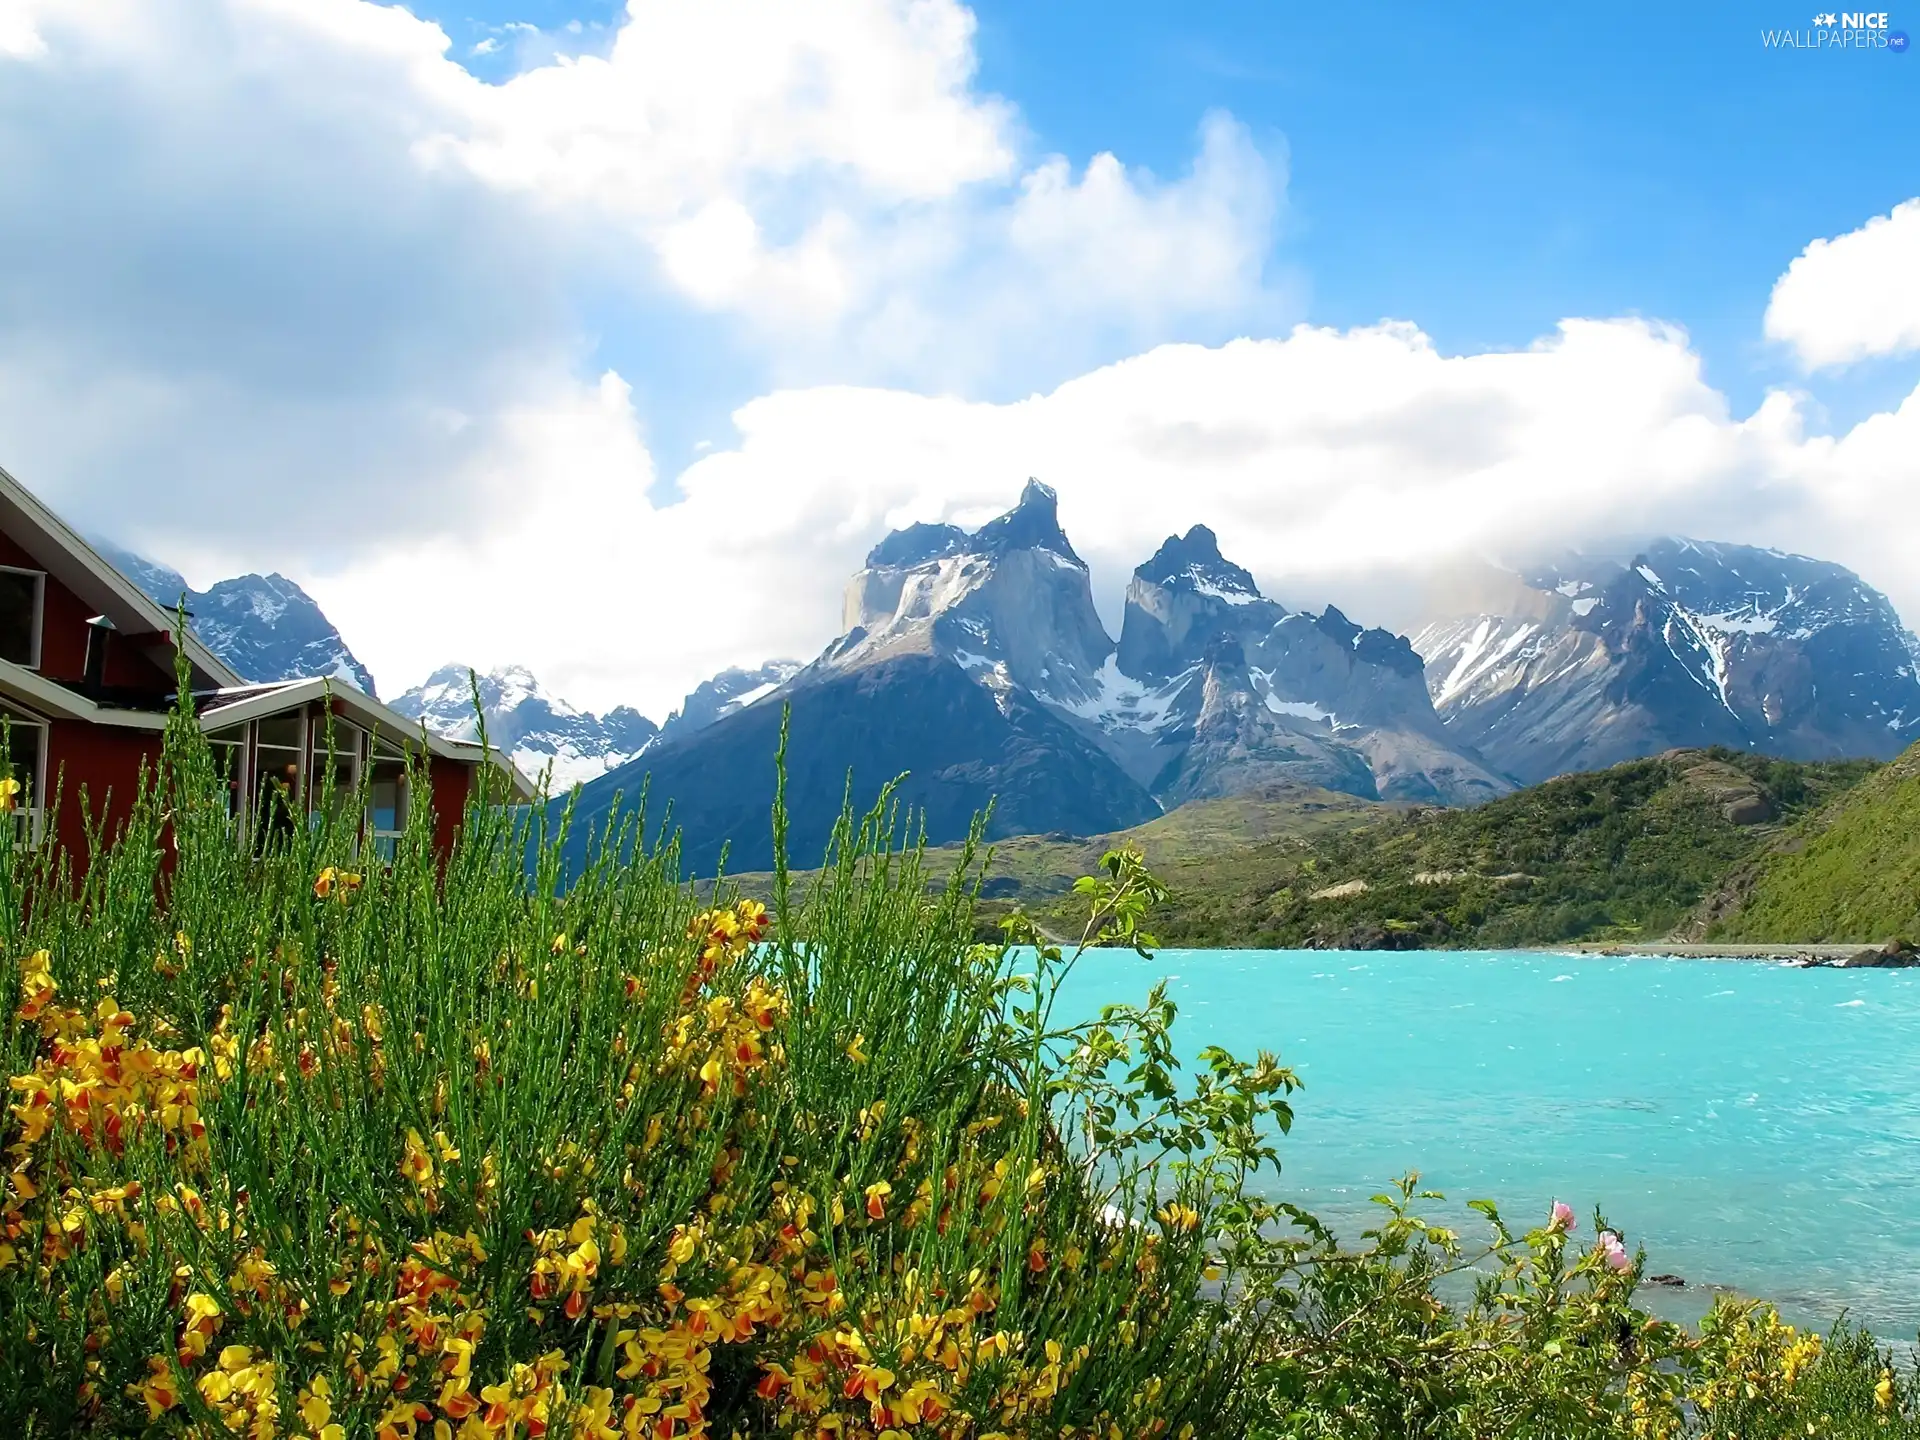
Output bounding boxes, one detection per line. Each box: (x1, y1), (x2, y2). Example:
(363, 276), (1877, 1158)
(1762, 11), (1911, 48)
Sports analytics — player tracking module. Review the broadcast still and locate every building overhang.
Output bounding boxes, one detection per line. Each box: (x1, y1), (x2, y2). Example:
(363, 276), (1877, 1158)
(198, 678), (535, 800)
(0, 462), (242, 690)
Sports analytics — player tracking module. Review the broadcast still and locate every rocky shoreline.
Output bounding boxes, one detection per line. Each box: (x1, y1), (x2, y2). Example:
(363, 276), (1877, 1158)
(1551, 939), (1919, 968)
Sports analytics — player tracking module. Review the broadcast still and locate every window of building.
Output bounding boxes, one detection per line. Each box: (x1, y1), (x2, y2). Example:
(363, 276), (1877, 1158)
(0, 709), (47, 847)
(252, 713), (305, 841)
(368, 733), (410, 860)
(0, 567), (44, 669)
(206, 724), (246, 820)
(310, 717), (366, 830)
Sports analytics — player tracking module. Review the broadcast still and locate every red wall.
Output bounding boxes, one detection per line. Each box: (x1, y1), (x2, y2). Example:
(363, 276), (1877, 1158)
(44, 720), (164, 873)
(36, 715), (486, 889)
(0, 532), (174, 695)
(429, 757), (473, 861)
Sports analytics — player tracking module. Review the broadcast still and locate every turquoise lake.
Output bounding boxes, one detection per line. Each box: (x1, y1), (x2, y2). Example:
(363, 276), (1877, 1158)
(1053, 948), (1920, 1335)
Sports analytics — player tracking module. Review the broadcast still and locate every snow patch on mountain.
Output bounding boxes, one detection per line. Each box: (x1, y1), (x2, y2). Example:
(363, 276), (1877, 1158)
(391, 664), (659, 791)
(98, 540), (379, 696)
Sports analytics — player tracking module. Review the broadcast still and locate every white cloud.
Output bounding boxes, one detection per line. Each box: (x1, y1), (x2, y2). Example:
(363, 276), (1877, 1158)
(0, 0), (1291, 579)
(0, 0), (45, 58)
(1766, 197), (1920, 368)
(3, 0), (1919, 725)
(305, 313), (1920, 720)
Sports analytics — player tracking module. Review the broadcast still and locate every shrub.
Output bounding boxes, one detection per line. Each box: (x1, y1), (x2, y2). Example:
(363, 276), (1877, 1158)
(0, 688), (1915, 1437)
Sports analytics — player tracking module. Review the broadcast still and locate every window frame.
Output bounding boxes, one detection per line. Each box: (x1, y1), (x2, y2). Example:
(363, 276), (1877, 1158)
(367, 731), (411, 860)
(250, 711), (308, 842)
(0, 707), (49, 848)
(0, 565), (46, 671)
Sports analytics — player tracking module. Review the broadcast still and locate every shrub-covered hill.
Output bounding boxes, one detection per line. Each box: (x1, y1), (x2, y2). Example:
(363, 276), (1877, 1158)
(1700, 739), (1920, 944)
(1006, 749), (1874, 949)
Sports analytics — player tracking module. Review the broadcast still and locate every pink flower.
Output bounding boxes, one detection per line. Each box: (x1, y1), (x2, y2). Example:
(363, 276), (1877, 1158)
(1598, 1231), (1632, 1273)
(1547, 1201), (1576, 1233)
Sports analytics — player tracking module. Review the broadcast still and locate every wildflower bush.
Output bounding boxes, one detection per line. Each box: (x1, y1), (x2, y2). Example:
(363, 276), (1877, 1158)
(1, 686), (1917, 1438)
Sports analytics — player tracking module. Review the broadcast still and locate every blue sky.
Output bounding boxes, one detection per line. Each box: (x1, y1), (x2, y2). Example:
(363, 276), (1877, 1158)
(417, 0), (1920, 431)
(5, 0), (1919, 711)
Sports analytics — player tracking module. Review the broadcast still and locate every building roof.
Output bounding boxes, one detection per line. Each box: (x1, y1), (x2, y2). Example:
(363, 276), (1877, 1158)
(0, 461), (243, 690)
(0, 658), (169, 730)
(199, 677), (536, 800)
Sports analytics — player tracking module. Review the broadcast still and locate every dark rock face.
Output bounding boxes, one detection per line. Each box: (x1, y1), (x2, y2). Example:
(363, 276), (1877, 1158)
(100, 540), (378, 696)
(865, 522), (969, 569)
(830, 481), (1115, 710)
(656, 661), (803, 746)
(564, 653), (1159, 875)
(1117, 525), (1286, 684)
(1147, 636), (1381, 805)
(1417, 539), (1920, 783)
(1109, 528), (1510, 806)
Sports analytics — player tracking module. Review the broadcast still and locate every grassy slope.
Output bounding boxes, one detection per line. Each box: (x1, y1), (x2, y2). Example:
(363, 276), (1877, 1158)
(1015, 749), (1875, 949)
(725, 783), (1388, 928)
(1705, 740), (1920, 943)
(733, 751), (1875, 949)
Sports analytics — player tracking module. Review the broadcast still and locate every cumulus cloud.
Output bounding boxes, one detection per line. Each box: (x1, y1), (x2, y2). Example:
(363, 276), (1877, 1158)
(1765, 197), (1920, 368)
(304, 314), (1920, 719)
(0, 0), (1291, 579)
(3, 0), (1919, 723)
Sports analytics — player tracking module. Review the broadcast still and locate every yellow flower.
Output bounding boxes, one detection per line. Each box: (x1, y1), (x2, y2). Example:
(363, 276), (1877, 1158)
(313, 866), (362, 901)
(1878, 1371), (1896, 1411)
(0, 775), (19, 812)
(845, 1034), (868, 1065)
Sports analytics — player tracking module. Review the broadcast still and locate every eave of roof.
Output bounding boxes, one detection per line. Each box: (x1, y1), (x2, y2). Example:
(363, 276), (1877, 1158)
(0, 461), (243, 689)
(0, 659), (169, 730)
(198, 677), (535, 800)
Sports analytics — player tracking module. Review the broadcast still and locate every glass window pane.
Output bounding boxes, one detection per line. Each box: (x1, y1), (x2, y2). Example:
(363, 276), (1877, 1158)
(312, 719), (363, 809)
(370, 760), (408, 836)
(1, 717), (41, 803)
(257, 715), (303, 750)
(0, 571), (38, 666)
(207, 739), (243, 817)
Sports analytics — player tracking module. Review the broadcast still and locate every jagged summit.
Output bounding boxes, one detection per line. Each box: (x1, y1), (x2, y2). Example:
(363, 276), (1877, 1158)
(1135, 524), (1262, 599)
(392, 663), (659, 791)
(865, 522), (968, 569)
(1416, 536), (1920, 783)
(1117, 526), (1284, 684)
(101, 539), (379, 696)
(831, 480), (1113, 707)
(1311, 606), (1426, 678)
(970, 479), (1082, 566)
(860, 481), (1082, 573)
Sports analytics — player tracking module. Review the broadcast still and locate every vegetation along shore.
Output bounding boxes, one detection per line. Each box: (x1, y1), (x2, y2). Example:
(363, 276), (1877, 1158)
(0, 679), (1917, 1436)
(735, 743), (1920, 956)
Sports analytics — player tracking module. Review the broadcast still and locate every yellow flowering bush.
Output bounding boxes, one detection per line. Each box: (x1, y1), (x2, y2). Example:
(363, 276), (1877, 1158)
(1, 688), (1917, 1439)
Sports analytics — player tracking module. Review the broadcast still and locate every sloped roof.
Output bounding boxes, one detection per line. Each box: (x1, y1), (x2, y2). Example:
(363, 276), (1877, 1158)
(0, 461), (242, 689)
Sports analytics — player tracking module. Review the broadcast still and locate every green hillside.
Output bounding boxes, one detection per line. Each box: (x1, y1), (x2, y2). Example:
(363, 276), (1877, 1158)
(1703, 740), (1920, 943)
(1004, 749), (1874, 948)
(729, 749), (1876, 949)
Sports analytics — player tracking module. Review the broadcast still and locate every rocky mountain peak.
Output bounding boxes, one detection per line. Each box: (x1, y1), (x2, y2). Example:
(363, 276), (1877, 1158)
(832, 481), (1112, 707)
(1415, 535), (1920, 784)
(1117, 526), (1283, 683)
(970, 479), (1082, 566)
(100, 539), (379, 696)
(1135, 524), (1262, 600)
(864, 521), (969, 570)
(392, 663), (660, 791)
(656, 660), (804, 746)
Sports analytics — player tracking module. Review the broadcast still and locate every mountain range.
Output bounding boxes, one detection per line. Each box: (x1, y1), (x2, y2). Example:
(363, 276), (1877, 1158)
(105, 496), (1920, 875)
(1415, 538), (1920, 783)
(99, 541), (378, 695)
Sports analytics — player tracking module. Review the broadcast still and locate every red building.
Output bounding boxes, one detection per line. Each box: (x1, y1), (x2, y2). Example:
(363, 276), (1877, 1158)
(0, 462), (528, 871)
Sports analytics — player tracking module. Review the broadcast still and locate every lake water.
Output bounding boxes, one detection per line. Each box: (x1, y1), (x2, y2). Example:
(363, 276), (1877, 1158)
(1053, 948), (1920, 1336)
